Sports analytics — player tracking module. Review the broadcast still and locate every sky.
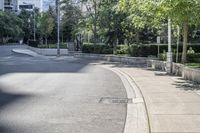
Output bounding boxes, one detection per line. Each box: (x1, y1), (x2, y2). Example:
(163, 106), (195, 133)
(43, 0), (55, 11)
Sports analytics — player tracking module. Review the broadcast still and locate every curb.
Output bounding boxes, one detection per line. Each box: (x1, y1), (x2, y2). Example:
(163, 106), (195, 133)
(100, 64), (149, 133)
(12, 49), (39, 57)
(118, 69), (151, 133)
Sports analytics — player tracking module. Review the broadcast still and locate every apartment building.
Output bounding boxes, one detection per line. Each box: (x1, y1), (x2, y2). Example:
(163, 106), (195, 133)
(0, 0), (43, 12)
(18, 0), (43, 12)
(0, 0), (18, 12)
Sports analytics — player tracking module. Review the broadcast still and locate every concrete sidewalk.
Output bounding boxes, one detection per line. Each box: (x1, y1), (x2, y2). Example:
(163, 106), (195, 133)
(118, 66), (200, 132)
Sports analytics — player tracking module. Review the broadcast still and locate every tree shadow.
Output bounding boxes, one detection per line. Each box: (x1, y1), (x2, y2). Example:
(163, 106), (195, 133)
(172, 77), (200, 91)
(0, 126), (14, 133)
(0, 89), (31, 110)
(0, 88), (32, 133)
(97, 61), (200, 92)
(0, 56), (91, 76)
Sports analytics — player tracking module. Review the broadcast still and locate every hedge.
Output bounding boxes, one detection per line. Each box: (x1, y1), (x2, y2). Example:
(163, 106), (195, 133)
(159, 53), (200, 63)
(187, 53), (200, 63)
(81, 44), (200, 63)
(82, 44), (113, 54)
(115, 45), (129, 55)
(128, 44), (200, 57)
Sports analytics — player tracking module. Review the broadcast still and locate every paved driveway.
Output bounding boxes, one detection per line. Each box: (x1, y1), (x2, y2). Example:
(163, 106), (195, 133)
(0, 45), (127, 133)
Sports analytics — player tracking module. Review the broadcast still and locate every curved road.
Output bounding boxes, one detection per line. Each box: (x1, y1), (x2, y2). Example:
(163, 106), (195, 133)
(0, 46), (127, 133)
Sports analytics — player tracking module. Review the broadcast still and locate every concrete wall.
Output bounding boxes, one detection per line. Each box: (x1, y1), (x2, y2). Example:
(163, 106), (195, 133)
(147, 60), (167, 71)
(172, 63), (184, 76)
(74, 53), (147, 65)
(28, 46), (68, 56)
(148, 60), (200, 83)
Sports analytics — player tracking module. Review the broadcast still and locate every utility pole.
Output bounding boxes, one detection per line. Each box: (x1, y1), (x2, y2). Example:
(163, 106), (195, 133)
(176, 26), (180, 63)
(33, 7), (36, 41)
(23, 2), (36, 41)
(166, 18), (173, 74)
(56, 0), (60, 56)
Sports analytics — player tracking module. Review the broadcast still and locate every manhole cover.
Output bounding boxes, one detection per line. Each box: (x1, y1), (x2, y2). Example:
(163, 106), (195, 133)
(99, 97), (132, 104)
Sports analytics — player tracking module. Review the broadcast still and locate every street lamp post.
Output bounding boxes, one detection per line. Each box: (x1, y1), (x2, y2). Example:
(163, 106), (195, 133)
(23, 2), (36, 41)
(166, 18), (173, 74)
(56, 0), (60, 56)
(33, 7), (36, 41)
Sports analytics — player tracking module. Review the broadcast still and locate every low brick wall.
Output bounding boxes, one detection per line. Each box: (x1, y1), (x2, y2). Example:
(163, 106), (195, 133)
(73, 53), (147, 65)
(148, 60), (200, 83)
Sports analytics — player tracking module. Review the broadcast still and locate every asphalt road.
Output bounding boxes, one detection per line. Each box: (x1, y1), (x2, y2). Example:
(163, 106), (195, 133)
(0, 45), (127, 133)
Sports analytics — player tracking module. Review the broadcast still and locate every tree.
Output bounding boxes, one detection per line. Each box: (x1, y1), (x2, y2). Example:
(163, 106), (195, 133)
(98, 0), (125, 46)
(0, 11), (23, 43)
(39, 11), (55, 46)
(81, 0), (102, 45)
(119, 0), (200, 63)
(151, 0), (200, 63)
(19, 8), (40, 43)
(61, 0), (82, 41)
(117, 0), (159, 44)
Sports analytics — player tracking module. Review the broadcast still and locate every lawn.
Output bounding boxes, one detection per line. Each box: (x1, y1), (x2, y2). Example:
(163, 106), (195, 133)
(185, 63), (200, 68)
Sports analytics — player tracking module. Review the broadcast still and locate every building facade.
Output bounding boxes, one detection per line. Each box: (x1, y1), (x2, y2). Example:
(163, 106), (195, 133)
(0, 0), (18, 12)
(0, 0), (45, 12)
(17, 0), (43, 12)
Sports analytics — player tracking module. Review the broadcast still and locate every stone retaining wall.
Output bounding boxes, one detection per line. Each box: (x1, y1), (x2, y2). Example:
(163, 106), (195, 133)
(74, 53), (148, 65)
(147, 60), (167, 71)
(148, 60), (200, 83)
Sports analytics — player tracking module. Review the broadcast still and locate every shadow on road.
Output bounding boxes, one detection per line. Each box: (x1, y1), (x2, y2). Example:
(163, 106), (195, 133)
(0, 89), (31, 110)
(0, 57), (91, 75)
(172, 78), (200, 91)
(0, 88), (32, 133)
(0, 126), (13, 133)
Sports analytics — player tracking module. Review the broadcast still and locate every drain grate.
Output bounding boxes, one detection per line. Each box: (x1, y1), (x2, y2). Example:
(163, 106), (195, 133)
(99, 97), (132, 104)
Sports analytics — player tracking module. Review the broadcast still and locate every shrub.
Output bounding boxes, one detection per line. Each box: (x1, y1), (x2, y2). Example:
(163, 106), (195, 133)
(82, 44), (113, 54)
(37, 43), (67, 49)
(128, 44), (200, 57)
(159, 52), (200, 63)
(82, 43), (200, 60)
(115, 45), (129, 55)
(128, 44), (158, 57)
(187, 53), (200, 63)
(28, 40), (38, 47)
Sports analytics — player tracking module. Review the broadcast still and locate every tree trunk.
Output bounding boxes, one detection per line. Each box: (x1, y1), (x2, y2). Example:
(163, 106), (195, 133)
(176, 25), (180, 63)
(1, 37), (3, 44)
(182, 22), (188, 63)
(93, 1), (97, 46)
(45, 36), (48, 48)
(135, 30), (140, 44)
(94, 23), (97, 45)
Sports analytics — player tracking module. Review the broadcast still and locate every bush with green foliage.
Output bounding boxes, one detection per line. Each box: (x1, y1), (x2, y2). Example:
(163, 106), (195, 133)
(82, 44), (113, 54)
(159, 52), (200, 63)
(128, 44), (200, 57)
(38, 43), (67, 49)
(115, 45), (129, 55)
(187, 53), (200, 63)
(82, 44), (200, 63)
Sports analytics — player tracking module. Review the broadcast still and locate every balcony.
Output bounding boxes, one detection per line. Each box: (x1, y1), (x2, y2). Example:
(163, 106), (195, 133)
(4, 1), (14, 10)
